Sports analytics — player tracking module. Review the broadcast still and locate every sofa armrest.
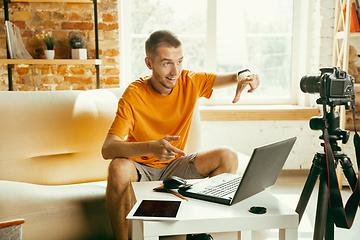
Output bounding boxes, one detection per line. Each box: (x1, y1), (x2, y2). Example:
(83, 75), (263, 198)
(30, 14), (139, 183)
(0, 219), (25, 240)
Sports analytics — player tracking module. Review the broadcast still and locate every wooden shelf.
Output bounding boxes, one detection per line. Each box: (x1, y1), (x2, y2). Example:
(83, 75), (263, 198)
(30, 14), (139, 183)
(350, 32), (360, 37)
(6, 0), (93, 3)
(334, 31), (360, 39)
(0, 59), (101, 65)
(3, 0), (100, 90)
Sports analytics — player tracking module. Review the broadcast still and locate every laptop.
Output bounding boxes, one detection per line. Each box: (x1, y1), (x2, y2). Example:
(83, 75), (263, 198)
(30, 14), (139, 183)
(178, 137), (297, 205)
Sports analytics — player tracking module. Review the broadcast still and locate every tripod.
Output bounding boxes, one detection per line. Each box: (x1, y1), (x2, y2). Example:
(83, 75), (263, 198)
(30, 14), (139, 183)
(295, 129), (358, 240)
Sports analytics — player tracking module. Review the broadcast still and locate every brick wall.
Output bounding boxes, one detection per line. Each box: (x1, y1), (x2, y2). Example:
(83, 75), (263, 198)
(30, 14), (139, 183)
(0, 0), (120, 91)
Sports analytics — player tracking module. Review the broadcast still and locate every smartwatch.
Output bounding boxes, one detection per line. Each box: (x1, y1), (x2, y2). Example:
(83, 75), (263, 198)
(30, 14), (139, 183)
(237, 69), (251, 76)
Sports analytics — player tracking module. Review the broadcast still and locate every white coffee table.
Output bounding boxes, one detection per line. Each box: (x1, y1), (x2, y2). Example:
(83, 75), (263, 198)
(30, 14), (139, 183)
(130, 180), (298, 240)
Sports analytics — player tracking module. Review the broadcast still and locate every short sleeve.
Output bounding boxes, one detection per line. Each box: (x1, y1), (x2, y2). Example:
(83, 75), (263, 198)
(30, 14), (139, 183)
(188, 71), (217, 99)
(108, 98), (134, 140)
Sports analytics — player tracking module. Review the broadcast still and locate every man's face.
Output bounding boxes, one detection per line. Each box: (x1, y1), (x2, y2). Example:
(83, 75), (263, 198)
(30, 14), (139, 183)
(146, 46), (183, 95)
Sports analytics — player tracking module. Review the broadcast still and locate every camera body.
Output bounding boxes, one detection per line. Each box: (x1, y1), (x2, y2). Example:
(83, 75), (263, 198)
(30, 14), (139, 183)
(300, 67), (355, 144)
(300, 67), (354, 106)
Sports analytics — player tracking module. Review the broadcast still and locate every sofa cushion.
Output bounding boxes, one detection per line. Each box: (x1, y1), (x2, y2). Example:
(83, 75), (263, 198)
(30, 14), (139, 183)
(0, 180), (113, 240)
(0, 89), (123, 185)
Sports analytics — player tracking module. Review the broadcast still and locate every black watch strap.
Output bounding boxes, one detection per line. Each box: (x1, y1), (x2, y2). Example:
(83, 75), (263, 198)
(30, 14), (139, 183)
(237, 69), (251, 76)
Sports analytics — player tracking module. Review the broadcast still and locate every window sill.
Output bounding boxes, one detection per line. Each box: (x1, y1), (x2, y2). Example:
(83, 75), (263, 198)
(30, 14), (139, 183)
(200, 105), (319, 121)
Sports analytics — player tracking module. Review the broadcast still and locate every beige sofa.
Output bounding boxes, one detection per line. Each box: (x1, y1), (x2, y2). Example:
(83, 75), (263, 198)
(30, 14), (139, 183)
(0, 88), (249, 240)
(0, 89), (126, 240)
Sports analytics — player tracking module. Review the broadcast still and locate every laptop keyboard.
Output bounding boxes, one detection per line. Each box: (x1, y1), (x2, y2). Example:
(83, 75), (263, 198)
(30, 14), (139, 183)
(198, 176), (242, 198)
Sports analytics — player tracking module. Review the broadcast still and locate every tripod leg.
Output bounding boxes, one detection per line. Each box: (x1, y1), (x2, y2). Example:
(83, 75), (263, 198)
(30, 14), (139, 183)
(296, 155), (322, 222)
(340, 156), (358, 191)
(325, 202), (334, 240)
(313, 169), (329, 240)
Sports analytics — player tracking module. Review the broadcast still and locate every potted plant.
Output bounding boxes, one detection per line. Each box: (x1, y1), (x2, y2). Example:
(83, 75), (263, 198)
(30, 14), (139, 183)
(69, 33), (87, 60)
(36, 31), (55, 59)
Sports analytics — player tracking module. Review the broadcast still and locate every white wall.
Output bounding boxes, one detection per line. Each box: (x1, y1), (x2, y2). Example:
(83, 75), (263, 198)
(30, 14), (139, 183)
(310, 0), (334, 73)
(200, 120), (321, 170)
(200, 120), (358, 170)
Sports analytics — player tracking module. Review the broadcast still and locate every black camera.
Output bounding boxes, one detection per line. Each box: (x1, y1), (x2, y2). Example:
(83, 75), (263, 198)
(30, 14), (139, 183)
(300, 67), (354, 106)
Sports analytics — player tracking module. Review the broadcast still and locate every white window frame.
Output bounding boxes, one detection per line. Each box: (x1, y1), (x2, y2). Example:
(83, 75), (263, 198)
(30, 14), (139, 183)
(118, 0), (312, 106)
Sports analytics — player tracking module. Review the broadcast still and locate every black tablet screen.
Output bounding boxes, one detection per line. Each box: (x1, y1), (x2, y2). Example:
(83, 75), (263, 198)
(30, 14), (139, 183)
(133, 200), (181, 218)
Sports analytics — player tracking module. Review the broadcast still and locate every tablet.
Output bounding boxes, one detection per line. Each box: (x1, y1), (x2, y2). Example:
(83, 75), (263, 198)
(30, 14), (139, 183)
(126, 199), (184, 221)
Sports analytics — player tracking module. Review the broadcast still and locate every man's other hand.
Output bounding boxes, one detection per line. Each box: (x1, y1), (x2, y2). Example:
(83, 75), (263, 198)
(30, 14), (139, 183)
(233, 73), (260, 103)
(151, 136), (186, 161)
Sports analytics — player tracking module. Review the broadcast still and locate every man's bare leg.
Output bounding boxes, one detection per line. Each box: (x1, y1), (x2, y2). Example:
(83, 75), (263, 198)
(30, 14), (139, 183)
(194, 147), (239, 177)
(187, 147), (238, 239)
(106, 158), (138, 240)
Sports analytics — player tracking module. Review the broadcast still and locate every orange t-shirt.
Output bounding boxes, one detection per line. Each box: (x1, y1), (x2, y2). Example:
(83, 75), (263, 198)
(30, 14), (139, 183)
(108, 70), (216, 168)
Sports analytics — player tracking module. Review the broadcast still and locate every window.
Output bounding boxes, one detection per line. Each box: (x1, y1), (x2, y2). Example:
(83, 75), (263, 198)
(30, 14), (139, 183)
(119, 0), (309, 105)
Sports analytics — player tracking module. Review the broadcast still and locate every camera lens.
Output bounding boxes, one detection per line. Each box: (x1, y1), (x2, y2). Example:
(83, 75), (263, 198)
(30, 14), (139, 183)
(300, 75), (321, 94)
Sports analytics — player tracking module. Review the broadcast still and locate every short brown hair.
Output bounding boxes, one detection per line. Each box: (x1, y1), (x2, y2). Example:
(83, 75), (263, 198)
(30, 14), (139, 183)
(145, 30), (182, 59)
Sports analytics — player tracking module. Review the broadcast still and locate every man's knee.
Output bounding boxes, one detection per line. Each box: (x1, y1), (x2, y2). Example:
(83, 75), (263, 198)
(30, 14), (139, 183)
(217, 147), (238, 159)
(217, 147), (239, 171)
(107, 158), (138, 190)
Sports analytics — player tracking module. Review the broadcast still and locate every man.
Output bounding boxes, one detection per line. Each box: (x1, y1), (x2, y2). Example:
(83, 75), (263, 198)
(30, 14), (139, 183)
(102, 30), (260, 240)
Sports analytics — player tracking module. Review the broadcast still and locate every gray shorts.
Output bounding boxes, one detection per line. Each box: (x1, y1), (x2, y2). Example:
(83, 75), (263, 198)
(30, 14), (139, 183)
(133, 152), (205, 182)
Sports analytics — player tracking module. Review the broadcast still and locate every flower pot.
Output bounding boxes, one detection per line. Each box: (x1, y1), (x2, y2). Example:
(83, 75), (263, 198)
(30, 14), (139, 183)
(72, 49), (87, 60)
(44, 50), (55, 59)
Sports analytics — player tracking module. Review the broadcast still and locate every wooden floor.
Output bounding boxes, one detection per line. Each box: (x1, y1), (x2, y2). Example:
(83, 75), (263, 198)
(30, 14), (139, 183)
(161, 171), (360, 240)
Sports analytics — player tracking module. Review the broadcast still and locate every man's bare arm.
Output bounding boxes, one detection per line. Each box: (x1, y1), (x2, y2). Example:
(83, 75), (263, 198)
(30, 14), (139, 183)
(101, 133), (186, 161)
(213, 71), (260, 103)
